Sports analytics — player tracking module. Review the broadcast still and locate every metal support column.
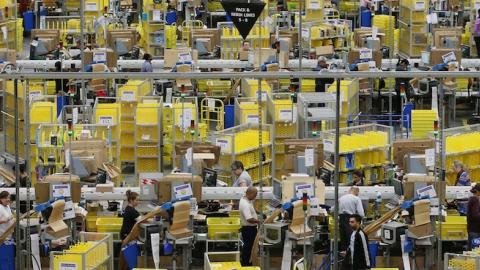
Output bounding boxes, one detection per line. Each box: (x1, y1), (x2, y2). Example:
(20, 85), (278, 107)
(333, 78), (341, 270)
(14, 79), (21, 270)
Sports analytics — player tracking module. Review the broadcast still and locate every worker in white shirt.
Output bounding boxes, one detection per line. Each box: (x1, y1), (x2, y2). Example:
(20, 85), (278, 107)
(338, 186), (365, 253)
(232, 161), (253, 187)
(239, 187), (259, 266)
(0, 191), (14, 240)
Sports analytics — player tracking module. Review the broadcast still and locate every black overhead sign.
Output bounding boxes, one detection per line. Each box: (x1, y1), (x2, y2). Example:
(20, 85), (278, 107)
(221, 0), (266, 40)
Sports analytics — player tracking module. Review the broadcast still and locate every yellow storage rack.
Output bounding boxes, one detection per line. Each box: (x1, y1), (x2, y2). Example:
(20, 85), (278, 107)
(144, 0), (168, 57)
(441, 124), (480, 185)
(135, 102), (162, 173)
(3, 80), (58, 184)
(117, 80), (152, 164)
(411, 109), (437, 139)
(35, 123), (115, 181)
(326, 79), (359, 129)
(219, 23), (270, 60)
(267, 93), (298, 178)
(163, 97), (206, 166)
(303, 20), (350, 53)
(51, 232), (114, 270)
(320, 124), (393, 185)
(209, 123), (273, 185)
(399, 0), (428, 57)
(241, 79), (272, 101)
(93, 100), (121, 167)
(234, 98), (268, 126)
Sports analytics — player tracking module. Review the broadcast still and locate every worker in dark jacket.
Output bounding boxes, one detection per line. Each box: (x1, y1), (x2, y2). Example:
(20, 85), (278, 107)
(344, 214), (371, 270)
(314, 57), (334, 93)
(467, 183), (480, 250)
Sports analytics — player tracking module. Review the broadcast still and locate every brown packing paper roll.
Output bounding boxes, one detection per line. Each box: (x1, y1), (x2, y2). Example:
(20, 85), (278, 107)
(289, 200), (312, 238)
(250, 208), (282, 266)
(46, 200), (69, 238)
(169, 201), (193, 239)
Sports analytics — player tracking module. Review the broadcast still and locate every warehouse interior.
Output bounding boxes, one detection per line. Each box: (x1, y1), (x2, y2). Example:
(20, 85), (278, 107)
(0, 0), (479, 270)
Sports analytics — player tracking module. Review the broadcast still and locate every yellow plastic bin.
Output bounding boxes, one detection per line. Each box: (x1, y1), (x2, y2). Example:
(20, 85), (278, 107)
(207, 217), (241, 240)
(96, 217), (123, 239)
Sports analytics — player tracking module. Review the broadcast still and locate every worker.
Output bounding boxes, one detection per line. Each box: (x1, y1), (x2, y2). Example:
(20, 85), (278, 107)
(242, 40), (250, 51)
(360, 0), (372, 11)
(343, 214), (371, 270)
(120, 190), (141, 240)
(467, 183), (480, 250)
(454, 161), (471, 186)
(239, 187), (259, 266)
(11, 163), (28, 187)
(232, 161), (252, 187)
(394, 59), (411, 115)
(314, 56), (334, 93)
(141, 53), (153, 72)
(0, 191), (13, 239)
(338, 186), (365, 252)
(473, 9), (480, 57)
(352, 170), (364, 186)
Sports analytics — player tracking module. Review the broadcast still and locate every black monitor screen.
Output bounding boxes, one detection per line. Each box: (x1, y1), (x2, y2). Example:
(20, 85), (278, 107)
(202, 168), (217, 187)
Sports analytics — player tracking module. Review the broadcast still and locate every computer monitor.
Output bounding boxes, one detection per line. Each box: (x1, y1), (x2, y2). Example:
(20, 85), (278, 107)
(392, 179), (403, 196)
(202, 168), (217, 187)
(115, 39), (129, 56)
(272, 179), (282, 199)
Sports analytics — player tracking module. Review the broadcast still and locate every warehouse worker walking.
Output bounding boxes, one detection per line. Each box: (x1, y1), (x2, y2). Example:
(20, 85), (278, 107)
(232, 161), (252, 187)
(338, 186), (365, 252)
(239, 187), (259, 266)
(344, 214), (371, 270)
(467, 183), (480, 250)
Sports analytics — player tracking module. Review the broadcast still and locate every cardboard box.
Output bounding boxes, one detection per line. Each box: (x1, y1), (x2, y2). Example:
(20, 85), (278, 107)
(191, 28), (220, 48)
(192, 36), (213, 52)
(107, 29), (136, 51)
(164, 48), (198, 68)
(174, 143), (220, 168)
(348, 48), (382, 67)
(0, 49), (15, 64)
(66, 139), (107, 172)
(408, 223), (433, 238)
(157, 173), (202, 203)
(239, 51), (249, 61)
(93, 48), (117, 68)
(253, 48), (277, 68)
(175, 64), (193, 87)
(353, 28), (385, 48)
(357, 62), (370, 71)
(36, 174), (81, 203)
(279, 51), (289, 69)
(284, 139), (324, 168)
(392, 138), (435, 168)
(316, 45), (334, 56)
(433, 27), (462, 49)
(430, 48), (461, 66)
(271, 30), (299, 48)
(413, 199), (430, 225)
(403, 175), (446, 200)
(31, 29), (60, 49)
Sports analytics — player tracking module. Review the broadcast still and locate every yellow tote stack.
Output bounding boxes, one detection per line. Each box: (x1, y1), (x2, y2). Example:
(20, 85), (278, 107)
(411, 110), (437, 139)
(373, 15), (395, 51)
